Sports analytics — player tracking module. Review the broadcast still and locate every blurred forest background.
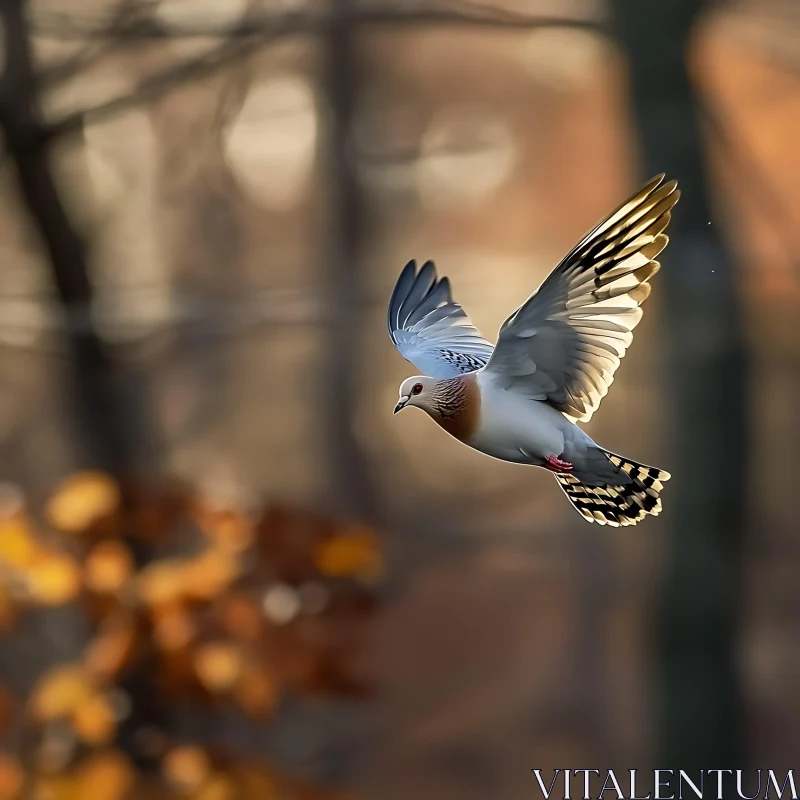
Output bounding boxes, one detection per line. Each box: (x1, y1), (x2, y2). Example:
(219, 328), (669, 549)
(0, 0), (798, 798)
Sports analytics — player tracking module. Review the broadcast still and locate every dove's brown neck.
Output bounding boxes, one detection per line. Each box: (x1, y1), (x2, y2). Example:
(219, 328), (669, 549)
(428, 373), (481, 443)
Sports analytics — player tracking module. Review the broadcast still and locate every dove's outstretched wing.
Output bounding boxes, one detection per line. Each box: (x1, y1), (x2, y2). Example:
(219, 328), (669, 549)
(483, 174), (680, 423)
(388, 260), (494, 379)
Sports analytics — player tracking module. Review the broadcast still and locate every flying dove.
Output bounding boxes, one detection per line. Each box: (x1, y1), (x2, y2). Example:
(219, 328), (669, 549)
(388, 174), (679, 526)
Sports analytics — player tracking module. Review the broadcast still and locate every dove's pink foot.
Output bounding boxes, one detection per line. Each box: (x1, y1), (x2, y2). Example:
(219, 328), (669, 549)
(544, 455), (573, 474)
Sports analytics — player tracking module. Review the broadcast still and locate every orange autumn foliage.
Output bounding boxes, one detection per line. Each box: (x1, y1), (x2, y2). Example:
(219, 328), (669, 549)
(45, 472), (120, 536)
(0, 473), (379, 800)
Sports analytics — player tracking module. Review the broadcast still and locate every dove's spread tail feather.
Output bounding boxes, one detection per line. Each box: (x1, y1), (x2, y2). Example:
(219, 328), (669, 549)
(555, 451), (670, 527)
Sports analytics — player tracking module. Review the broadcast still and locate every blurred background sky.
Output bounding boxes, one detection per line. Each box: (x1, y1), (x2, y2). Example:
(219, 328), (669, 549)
(0, 0), (798, 798)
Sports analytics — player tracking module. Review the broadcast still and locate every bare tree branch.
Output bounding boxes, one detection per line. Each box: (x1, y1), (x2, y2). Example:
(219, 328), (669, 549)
(39, 42), (110, 87)
(32, 3), (605, 40)
(40, 4), (604, 141)
(45, 34), (265, 139)
(37, 0), (142, 86)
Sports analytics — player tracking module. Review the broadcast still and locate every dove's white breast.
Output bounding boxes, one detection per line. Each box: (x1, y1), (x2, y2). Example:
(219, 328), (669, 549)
(469, 371), (568, 464)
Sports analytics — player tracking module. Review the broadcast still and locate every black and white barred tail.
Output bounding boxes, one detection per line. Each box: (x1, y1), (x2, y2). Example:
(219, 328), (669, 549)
(555, 451), (671, 526)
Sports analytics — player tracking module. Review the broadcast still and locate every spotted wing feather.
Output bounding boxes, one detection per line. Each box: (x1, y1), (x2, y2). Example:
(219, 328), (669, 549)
(388, 260), (494, 379)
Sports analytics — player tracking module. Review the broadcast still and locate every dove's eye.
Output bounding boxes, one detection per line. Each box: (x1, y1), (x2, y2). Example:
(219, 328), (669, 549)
(412, 383), (423, 395)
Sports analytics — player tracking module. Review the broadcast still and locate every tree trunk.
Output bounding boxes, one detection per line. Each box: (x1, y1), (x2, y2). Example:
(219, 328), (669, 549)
(0, 0), (159, 478)
(611, 0), (747, 781)
(320, 0), (377, 523)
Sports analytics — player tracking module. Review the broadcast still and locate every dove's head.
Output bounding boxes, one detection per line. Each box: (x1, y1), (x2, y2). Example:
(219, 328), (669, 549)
(394, 376), (439, 415)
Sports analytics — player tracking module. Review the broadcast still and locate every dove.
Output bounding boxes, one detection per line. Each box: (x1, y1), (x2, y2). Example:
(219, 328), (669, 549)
(388, 174), (679, 526)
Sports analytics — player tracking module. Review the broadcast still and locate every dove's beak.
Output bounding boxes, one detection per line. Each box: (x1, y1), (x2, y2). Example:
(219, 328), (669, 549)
(394, 395), (410, 414)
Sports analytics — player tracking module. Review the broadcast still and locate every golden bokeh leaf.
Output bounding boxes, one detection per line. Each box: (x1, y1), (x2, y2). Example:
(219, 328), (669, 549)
(45, 472), (120, 535)
(136, 560), (186, 607)
(162, 746), (210, 793)
(194, 642), (243, 693)
(0, 515), (40, 570)
(313, 528), (382, 581)
(84, 541), (134, 595)
(182, 548), (239, 602)
(152, 603), (195, 652)
(72, 692), (117, 746)
(30, 665), (93, 721)
(74, 751), (134, 800)
(85, 615), (138, 680)
(26, 553), (82, 606)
